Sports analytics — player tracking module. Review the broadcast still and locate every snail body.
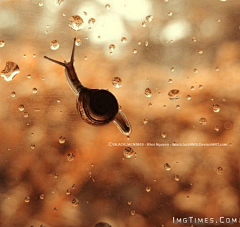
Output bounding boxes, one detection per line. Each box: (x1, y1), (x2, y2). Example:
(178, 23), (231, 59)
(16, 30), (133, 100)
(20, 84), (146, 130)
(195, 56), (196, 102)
(44, 38), (131, 135)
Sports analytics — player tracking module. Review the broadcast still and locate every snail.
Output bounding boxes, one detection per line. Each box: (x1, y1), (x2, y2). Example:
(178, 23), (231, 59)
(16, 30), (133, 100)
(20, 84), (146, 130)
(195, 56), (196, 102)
(44, 38), (131, 136)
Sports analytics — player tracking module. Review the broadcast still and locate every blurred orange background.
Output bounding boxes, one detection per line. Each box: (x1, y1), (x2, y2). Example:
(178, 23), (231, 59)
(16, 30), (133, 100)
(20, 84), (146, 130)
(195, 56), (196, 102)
(0, 0), (240, 226)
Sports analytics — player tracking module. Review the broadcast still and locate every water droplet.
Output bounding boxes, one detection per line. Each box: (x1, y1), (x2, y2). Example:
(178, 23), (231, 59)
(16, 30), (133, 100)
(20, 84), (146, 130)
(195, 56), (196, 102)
(109, 44), (115, 51)
(23, 54), (27, 58)
(146, 15), (153, 22)
(105, 4), (111, 9)
(18, 104), (24, 112)
(193, 68), (198, 73)
(23, 112), (29, 118)
(143, 118), (149, 124)
(199, 118), (207, 125)
(161, 132), (166, 139)
(67, 152), (75, 161)
(123, 147), (134, 158)
(145, 88), (152, 97)
(75, 38), (82, 46)
(53, 207), (58, 212)
(11, 92), (16, 97)
(224, 121), (233, 130)
(146, 186), (151, 192)
(1, 61), (20, 82)
(131, 210), (136, 216)
(95, 222), (112, 227)
(31, 144), (35, 149)
(148, 102), (152, 107)
(170, 67), (175, 72)
(192, 37), (197, 42)
(213, 104), (220, 113)
(168, 11), (173, 16)
(32, 88), (38, 94)
(215, 67), (219, 72)
(137, 41), (141, 45)
(55, 0), (64, 6)
(112, 77), (122, 88)
(72, 184), (76, 189)
(59, 136), (66, 144)
(164, 163), (171, 171)
(145, 41), (149, 46)
(50, 40), (60, 50)
(88, 18), (96, 26)
(66, 189), (71, 195)
(127, 201), (132, 205)
(198, 85), (203, 89)
(39, 194), (45, 200)
(133, 49), (137, 54)
(68, 15), (84, 31)
(0, 40), (5, 48)
(168, 89), (180, 101)
(186, 95), (191, 100)
(24, 196), (30, 203)
(72, 198), (79, 206)
(190, 86), (195, 90)
(216, 167), (223, 175)
(121, 37), (127, 43)
(198, 50), (203, 54)
(174, 175), (180, 181)
(54, 173), (58, 179)
(142, 21), (147, 27)
(214, 126), (220, 132)
(168, 79), (173, 83)
(39, 2), (43, 7)
(27, 74), (31, 79)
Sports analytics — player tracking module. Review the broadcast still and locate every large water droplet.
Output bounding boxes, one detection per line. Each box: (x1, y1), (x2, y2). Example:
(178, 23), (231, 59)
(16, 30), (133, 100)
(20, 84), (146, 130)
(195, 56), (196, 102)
(123, 147), (134, 158)
(168, 89), (180, 101)
(1, 61), (20, 82)
(68, 15), (84, 31)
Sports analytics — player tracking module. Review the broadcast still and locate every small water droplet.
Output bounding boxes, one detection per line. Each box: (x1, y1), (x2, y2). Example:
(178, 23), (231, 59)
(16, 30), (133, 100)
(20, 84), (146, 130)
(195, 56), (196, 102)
(186, 95), (191, 100)
(109, 44), (115, 51)
(216, 167), (223, 175)
(190, 86), (195, 90)
(31, 144), (35, 149)
(23, 112), (29, 118)
(67, 152), (75, 161)
(145, 88), (152, 97)
(24, 196), (30, 203)
(39, 194), (45, 200)
(164, 163), (171, 171)
(192, 37), (197, 42)
(198, 50), (203, 54)
(75, 38), (82, 46)
(143, 118), (149, 124)
(123, 147), (134, 158)
(50, 40), (60, 50)
(146, 15), (153, 22)
(168, 89), (180, 101)
(121, 37), (127, 43)
(112, 77), (122, 88)
(127, 201), (132, 205)
(39, 2), (43, 7)
(54, 173), (58, 179)
(199, 118), (207, 125)
(32, 88), (38, 94)
(161, 132), (166, 139)
(105, 4), (111, 9)
(137, 41), (141, 45)
(215, 67), (219, 72)
(213, 104), (220, 113)
(148, 102), (152, 107)
(72, 198), (79, 206)
(198, 85), (203, 89)
(214, 126), (220, 132)
(131, 210), (136, 216)
(68, 15), (84, 31)
(1, 61), (20, 82)
(59, 136), (66, 144)
(168, 79), (173, 83)
(174, 175), (180, 181)
(55, 0), (64, 6)
(168, 11), (173, 16)
(224, 121), (233, 130)
(66, 189), (71, 195)
(146, 186), (151, 192)
(0, 40), (5, 48)
(18, 104), (24, 112)
(72, 184), (76, 189)
(170, 67), (175, 72)
(133, 49), (137, 54)
(142, 21), (147, 27)
(145, 41), (149, 46)
(88, 18), (96, 26)
(11, 92), (16, 97)
(193, 68), (198, 73)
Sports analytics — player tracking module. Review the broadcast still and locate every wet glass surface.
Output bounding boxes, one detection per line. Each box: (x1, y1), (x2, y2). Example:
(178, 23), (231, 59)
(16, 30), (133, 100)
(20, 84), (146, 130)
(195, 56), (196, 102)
(0, 0), (240, 226)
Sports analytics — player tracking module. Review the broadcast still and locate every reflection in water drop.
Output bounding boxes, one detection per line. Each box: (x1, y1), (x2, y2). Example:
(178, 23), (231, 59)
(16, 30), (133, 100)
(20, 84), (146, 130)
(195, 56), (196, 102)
(24, 196), (30, 203)
(50, 40), (60, 50)
(199, 118), (207, 125)
(213, 104), (220, 113)
(123, 147), (134, 158)
(18, 105), (24, 112)
(0, 40), (5, 48)
(146, 186), (151, 192)
(164, 163), (171, 171)
(1, 61), (20, 82)
(67, 152), (75, 161)
(168, 89), (180, 101)
(109, 44), (115, 51)
(68, 15), (84, 31)
(145, 88), (152, 97)
(216, 167), (223, 175)
(186, 95), (191, 100)
(11, 92), (16, 97)
(32, 88), (38, 94)
(112, 77), (122, 88)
